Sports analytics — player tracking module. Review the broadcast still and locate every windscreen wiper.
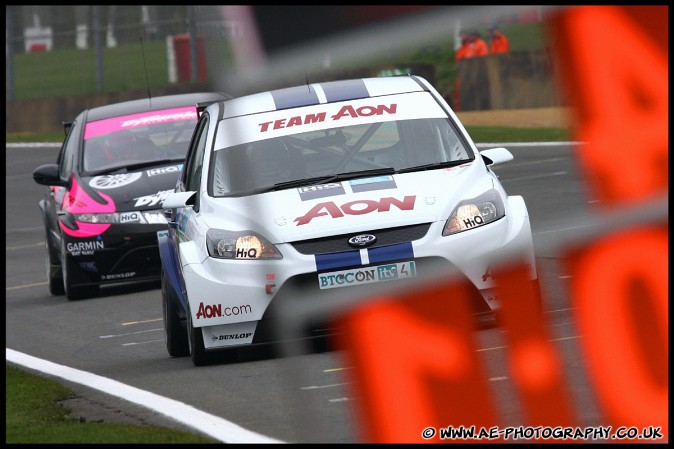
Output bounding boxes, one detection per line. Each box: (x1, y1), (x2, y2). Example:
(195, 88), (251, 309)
(86, 158), (184, 176)
(272, 167), (396, 191)
(244, 167), (397, 195)
(396, 160), (471, 174)
(119, 158), (185, 172)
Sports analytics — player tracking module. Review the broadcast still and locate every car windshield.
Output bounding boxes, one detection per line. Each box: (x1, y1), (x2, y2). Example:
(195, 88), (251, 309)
(210, 116), (474, 197)
(82, 107), (198, 174)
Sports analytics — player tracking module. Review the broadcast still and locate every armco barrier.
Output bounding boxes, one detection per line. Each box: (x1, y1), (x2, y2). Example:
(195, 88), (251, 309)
(269, 5), (667, 443)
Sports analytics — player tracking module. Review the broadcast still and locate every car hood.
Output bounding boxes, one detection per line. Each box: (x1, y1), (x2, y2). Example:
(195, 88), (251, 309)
(201, 162), (496, 243)
(69, 163), (184, 214)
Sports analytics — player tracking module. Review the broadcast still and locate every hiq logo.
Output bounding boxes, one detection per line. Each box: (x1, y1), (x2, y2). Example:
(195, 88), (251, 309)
(462, 215), (484, 228)
(119, 211), (142, 223)
(146, 165), (183, 177)
(236, 248), (258, 259)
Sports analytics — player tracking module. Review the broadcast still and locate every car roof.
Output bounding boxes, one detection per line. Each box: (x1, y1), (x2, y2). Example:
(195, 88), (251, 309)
(213, 75), (429, 120)
(85, 92), (231, 122)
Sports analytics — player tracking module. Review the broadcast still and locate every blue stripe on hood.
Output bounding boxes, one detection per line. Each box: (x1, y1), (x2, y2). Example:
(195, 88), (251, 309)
(321, 79), (369, 102)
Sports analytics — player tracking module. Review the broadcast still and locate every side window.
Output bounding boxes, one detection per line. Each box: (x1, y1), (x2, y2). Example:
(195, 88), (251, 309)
(58, 120), (82, 181)
(182, 114), (209, 190)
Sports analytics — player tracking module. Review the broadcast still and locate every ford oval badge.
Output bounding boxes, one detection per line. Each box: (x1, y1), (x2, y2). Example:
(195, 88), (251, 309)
(348, 234), (377, 248)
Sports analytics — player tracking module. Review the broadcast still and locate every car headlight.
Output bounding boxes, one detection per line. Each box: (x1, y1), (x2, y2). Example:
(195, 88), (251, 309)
(442, 189), (505, 236)
(206, 229), (282, 260)
(72, 210), (168, 224)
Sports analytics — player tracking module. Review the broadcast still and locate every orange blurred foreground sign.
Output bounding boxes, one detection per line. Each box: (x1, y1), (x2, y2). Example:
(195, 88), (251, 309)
(333, 5), (667, 444)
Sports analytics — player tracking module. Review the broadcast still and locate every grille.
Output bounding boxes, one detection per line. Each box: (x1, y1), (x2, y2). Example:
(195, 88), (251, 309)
(290, 222), (432, 255)
(252, 257), (490, 344)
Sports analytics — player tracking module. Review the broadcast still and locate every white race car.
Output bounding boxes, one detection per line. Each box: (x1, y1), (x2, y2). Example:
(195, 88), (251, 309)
(158, 75), (540, 365)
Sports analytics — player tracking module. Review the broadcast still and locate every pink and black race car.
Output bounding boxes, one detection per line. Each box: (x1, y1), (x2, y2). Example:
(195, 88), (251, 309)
(32, 92), (230, 300)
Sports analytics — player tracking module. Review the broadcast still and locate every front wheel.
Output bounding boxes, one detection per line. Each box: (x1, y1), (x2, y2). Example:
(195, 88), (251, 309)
(162, 267), (189, 357)
(45, 229), (64, 295)
(187, 309), (211, 366)
(61, 239), (99, 301)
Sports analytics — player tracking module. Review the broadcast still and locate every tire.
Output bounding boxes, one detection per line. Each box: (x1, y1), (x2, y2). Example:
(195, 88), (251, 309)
(61, 239), (99, 301)
(186, 308), (211, 366)
(45, 228), (65, 296)
(162, 267), (189, 357)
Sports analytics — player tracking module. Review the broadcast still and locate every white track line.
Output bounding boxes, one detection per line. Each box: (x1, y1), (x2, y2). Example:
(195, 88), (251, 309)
(6, 349), (285, 444)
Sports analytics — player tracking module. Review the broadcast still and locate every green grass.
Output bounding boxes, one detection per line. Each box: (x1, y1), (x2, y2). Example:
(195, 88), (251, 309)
(6, 131), (66, 143)
(464, 126), (571, 142)
(6, 364), (219, 444)
(10, 40), (170, 100)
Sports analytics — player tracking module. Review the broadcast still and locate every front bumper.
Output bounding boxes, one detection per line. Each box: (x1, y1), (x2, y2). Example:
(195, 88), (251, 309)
(62, 225), (166, 287)
(180, 196), (537, 349)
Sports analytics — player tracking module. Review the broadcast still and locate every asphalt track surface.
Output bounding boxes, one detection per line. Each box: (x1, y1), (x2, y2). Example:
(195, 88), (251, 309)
(7, 141), (619, 443)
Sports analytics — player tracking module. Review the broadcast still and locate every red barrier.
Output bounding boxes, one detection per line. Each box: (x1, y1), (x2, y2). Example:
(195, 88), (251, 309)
(172, 34), (207, 82)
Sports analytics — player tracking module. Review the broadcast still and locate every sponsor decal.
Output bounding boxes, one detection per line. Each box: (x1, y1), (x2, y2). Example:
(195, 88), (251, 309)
(211, 332), (253, 342)
(146, 164), (183, 177)
(265, 272), (277, 294)
(102, 272), (136, 280)
(67, 239), (104, 256)
(294, 195), (416, 226)
(134, 189), (173, 208)
(235, 247), (258, 259)
(119, 211), (145, 224)
(318, 261), (416, 290)
(143, 211), (168, 224)
(215, 94), (448, 149)
(348, 234), (377, 248)
(298, 182), (345, 201)
(66, 193), (87, 208)
(89, 173), (142, 190)
(120, 110), (196, 128)
(202, 321), (257, 348)
(462, 214), (485, 229)
(349, 175), (397, 193)
(84, 107), (197, 140)
(196, 302), (253, 319)
(78, 261), (98, 272)
(177, 208), (192, 232)
(258, 103), (397, 133)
